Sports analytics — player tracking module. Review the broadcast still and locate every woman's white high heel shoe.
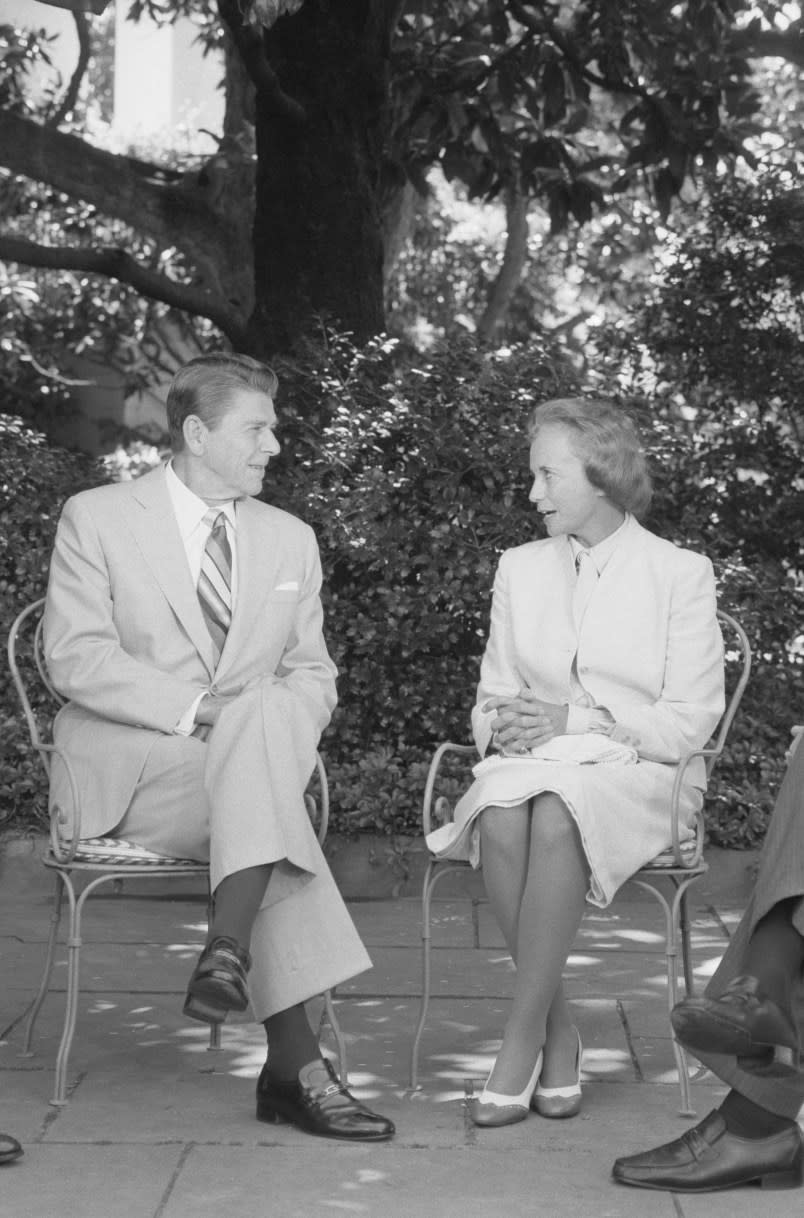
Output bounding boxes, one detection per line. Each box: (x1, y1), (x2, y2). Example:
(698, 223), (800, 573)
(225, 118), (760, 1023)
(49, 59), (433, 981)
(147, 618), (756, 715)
(470, 1051), (543, 1128)
(532, 1028), (582, 1119)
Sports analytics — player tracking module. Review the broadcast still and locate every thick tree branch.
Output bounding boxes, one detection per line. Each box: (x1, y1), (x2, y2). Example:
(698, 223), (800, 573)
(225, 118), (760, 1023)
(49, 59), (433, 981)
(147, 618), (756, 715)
(48, 10), (91, 128)
(0, 109), (241, 304)
(0, 235), (249, 348)
(0, 111), (219, 240)
(217, 0), (306, 122)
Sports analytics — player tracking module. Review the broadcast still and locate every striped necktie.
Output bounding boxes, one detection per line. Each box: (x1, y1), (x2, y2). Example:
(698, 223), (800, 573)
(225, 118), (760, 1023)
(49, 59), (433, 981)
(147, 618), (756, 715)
(197, 509), (232, 660)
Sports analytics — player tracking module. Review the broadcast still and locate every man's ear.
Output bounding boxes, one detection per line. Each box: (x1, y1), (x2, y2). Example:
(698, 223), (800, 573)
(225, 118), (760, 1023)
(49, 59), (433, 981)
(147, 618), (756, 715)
(183, 414), (207, 455)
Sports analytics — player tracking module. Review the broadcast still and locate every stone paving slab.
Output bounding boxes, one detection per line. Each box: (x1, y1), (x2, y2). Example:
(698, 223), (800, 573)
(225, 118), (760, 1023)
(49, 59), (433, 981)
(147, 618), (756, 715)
(349, 898), (476, 948)
(0, 1145), (186, 1218)
(2, 839), (802, 1218)
(3, 897), (209, 946)
(160, 1141), (681, 1218)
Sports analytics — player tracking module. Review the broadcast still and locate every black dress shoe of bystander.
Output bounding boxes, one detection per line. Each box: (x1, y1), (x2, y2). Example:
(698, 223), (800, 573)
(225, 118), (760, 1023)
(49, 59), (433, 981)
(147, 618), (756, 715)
(0, 1134), (23, 1164)
(671, 974), (800, 1057)
(612, 1110), (803, 1192)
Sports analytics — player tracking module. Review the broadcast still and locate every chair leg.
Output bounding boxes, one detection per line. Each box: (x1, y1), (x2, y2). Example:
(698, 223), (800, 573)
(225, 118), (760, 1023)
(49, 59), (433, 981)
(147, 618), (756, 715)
(665, 888), (694, 1118)
(679, 888), (696, 997)
(633, 873), (704, 1118)
(409, 860), (438, 1090)
(409, 861), (469, 1089)
(322, 989), (348, 1085)
(21, 871), (66, 1057)
(670, 876), (706, 1117)
(51, 874), (83, 1106)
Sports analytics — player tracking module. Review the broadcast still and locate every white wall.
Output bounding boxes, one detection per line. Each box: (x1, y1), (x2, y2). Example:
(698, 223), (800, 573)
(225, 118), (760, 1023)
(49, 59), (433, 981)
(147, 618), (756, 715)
(114, 6), (223, 147)
(2, 1), (223, 144)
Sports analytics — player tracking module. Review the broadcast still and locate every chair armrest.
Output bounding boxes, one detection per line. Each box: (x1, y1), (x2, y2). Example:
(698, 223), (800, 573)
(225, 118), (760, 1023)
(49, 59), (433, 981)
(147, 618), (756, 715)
(667, 746), (723, 866)
(36, 743), (84, 864)
(422, 742), (476, 838)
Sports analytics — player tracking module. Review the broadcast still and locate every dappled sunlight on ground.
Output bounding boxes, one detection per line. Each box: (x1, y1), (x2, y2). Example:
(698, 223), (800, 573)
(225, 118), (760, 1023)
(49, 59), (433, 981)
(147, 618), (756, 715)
(315, 1166), (393, 1214)
(582, 1047), (631, 1078)
(407, 1084), (466, 1103)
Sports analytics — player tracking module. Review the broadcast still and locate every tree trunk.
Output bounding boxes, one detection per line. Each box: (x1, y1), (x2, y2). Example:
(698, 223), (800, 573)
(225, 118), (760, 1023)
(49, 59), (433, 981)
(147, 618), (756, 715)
(476, 183), (530, 343)
(245, 0), (390, 356)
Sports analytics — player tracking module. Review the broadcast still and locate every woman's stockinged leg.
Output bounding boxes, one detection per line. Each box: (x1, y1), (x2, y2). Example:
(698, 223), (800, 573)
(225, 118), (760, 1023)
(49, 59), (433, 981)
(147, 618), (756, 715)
(486, 792), (589, 1095)
(479, 802), (532, 957)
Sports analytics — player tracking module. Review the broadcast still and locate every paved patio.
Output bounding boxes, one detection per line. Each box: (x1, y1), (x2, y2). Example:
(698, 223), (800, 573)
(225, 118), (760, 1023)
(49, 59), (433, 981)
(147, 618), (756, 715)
(1, 834), (800, 1217)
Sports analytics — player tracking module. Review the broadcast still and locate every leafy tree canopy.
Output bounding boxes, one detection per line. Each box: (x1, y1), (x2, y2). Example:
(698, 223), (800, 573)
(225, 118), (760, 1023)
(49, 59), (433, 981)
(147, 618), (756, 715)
(1, 1), (803, 367)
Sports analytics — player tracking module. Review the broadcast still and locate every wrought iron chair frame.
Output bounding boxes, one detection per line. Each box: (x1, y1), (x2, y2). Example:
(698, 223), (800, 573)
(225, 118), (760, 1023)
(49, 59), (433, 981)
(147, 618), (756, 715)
(409, 610), (752, 1116)
(8, 597), (346, 1105)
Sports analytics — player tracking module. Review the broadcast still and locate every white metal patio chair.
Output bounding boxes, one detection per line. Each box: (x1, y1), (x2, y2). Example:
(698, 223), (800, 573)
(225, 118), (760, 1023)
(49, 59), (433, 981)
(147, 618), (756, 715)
(409, 609), (752, 1116)
(8, 596), (346, 1105)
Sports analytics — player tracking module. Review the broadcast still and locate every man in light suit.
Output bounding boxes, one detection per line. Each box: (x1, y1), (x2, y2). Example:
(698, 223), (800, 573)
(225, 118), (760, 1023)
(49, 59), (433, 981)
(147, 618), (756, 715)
(43, 352), (393, 1142)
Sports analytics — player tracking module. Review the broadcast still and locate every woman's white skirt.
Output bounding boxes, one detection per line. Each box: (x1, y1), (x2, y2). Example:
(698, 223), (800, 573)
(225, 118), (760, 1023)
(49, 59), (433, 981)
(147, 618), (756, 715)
(425, 748), (702, 907)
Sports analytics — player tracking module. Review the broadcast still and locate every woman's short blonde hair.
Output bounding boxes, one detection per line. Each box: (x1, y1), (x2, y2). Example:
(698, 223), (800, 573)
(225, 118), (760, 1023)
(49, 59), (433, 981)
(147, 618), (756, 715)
(527, 397), (653, 518)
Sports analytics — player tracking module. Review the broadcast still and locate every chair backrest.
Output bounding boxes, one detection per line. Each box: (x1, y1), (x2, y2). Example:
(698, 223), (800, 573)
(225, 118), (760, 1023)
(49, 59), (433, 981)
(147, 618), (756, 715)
(709, 609), (752, 779)
(7, 596), (57, 780)
(7, 596), (331, 847)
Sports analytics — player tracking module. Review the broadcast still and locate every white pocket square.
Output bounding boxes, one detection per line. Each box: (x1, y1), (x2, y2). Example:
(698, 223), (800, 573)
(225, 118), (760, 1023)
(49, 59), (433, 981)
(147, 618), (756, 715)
(274, 581), (299, 592)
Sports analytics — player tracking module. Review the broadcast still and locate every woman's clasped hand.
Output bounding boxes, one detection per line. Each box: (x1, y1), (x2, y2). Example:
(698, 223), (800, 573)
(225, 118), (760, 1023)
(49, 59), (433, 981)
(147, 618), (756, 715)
(485, 690), (569, 755)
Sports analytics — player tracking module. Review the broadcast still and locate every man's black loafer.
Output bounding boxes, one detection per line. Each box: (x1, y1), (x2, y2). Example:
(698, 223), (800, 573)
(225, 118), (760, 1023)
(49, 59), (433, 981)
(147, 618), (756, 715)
(183, 935), (251, 1024)
(256, 1058), (395, 1142)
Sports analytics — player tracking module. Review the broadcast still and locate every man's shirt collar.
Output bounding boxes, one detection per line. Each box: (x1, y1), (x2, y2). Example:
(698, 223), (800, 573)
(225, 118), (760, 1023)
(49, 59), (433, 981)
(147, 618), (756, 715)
(165, 460), (237, 539)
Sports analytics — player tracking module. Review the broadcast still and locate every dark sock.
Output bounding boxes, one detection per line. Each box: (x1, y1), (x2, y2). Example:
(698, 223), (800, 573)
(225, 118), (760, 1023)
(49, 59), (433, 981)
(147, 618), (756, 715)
(262, 1003), (320, 1081)
(719, 1089), (797, 1139)
(209, 863), (273, 948)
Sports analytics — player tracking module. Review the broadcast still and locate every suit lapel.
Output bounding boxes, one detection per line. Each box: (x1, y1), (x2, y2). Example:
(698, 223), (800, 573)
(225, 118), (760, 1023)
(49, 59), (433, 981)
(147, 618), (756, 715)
(125, 466), (217, 677)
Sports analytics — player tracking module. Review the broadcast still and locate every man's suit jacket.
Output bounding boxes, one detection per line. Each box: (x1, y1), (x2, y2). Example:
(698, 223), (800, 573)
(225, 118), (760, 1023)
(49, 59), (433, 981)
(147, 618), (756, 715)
(472, 515), (725, 788)
(44, 464), (337, 839)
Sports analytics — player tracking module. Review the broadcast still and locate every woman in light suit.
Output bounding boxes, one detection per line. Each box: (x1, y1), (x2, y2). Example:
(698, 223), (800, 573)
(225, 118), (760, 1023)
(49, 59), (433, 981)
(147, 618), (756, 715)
(427, 398), (725, 1128)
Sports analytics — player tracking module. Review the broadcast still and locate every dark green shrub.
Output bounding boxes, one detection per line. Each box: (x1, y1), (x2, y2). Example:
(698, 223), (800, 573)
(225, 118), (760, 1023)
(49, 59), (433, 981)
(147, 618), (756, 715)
(263, 333), (578, 832)
(598, 170), (804, 847)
